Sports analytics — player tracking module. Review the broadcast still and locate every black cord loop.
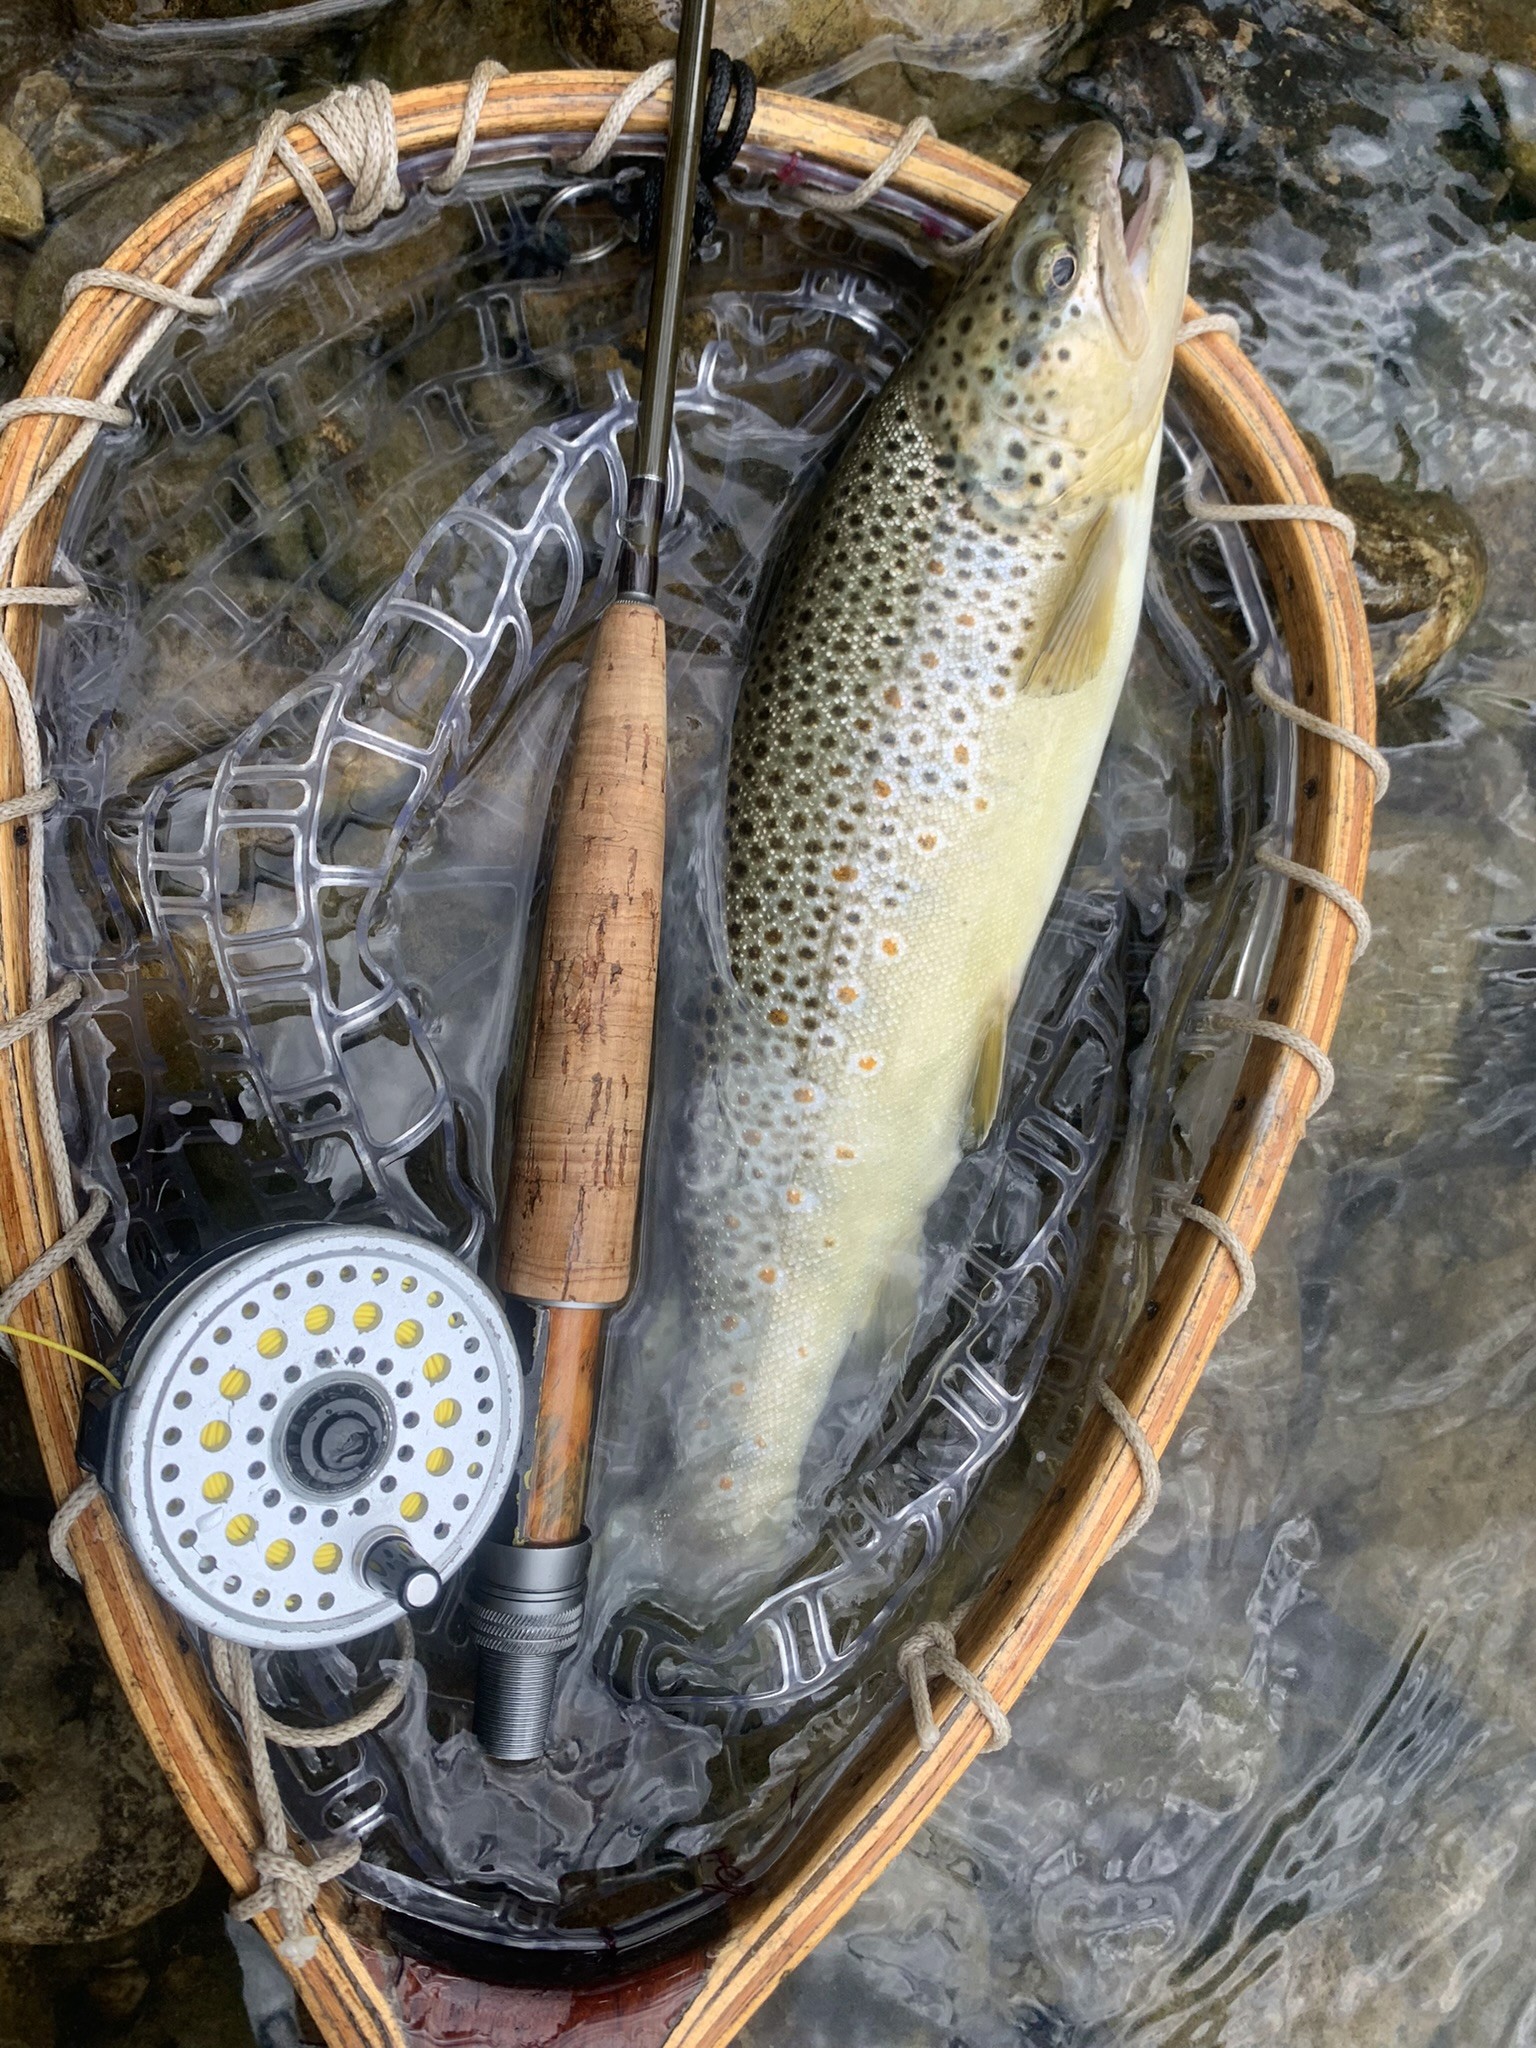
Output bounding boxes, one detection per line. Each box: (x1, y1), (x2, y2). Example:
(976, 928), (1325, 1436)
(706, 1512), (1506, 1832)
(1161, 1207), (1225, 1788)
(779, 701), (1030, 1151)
(625, 50), (757, 254)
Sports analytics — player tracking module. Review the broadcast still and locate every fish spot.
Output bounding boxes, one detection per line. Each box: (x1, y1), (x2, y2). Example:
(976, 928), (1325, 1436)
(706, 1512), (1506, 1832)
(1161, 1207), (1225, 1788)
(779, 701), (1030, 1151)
(837, 985), (859, 1003)
(954, 744), (970, 764)
(730, 1380), (746, 1395)
(718, 1475), (733, 1490)
(872, 778), (892, 799)
(768, 1009), (789, 1026)
(880, 936), (902, 958)
(786, 1188), (803, 1205)
(757, 1267), (777, 1285)
(793, 1086), (815, 1103)
(832, 863), (858, 882)
(856, 1054), (880, 1074)
(834, 1145), (856, 1162)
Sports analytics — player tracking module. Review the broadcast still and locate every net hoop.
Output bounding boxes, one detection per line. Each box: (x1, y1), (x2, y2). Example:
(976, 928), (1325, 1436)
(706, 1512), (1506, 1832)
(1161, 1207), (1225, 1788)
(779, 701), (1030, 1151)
(0, 71), (1374, 2048)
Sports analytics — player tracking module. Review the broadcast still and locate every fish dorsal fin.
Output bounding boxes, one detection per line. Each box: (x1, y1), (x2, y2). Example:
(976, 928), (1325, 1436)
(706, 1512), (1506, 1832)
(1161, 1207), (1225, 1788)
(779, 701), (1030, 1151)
(1022, 498), (1132, 697)
(965, 997), (1009, 1149)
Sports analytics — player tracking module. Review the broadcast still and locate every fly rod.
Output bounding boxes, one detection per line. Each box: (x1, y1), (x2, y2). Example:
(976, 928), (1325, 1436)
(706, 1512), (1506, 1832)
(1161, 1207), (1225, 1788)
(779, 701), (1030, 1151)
(466, 0), (719, 1760)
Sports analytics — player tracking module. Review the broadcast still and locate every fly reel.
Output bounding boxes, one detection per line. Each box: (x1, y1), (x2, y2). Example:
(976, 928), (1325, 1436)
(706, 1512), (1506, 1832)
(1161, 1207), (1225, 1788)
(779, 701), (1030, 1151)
(82, 1226), (523, 1650)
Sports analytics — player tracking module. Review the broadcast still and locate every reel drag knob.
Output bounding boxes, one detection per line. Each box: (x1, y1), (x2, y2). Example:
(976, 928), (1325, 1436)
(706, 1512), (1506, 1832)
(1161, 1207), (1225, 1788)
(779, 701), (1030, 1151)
(360, 1532), (442, 1612)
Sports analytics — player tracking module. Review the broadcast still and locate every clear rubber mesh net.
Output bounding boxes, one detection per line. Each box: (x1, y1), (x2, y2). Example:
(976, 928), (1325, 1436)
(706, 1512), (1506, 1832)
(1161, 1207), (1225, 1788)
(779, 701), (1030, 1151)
(38, 157), (1293, 1946)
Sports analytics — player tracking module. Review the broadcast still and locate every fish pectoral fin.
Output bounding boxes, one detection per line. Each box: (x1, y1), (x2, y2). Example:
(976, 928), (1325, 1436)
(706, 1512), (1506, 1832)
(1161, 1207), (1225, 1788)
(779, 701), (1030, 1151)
(965, 998), (1009, 1149)
(1023, 498), (1132, 697)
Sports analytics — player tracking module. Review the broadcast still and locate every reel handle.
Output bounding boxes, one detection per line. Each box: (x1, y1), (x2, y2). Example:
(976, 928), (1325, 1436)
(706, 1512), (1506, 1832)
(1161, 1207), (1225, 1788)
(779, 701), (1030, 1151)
(499, 597), (668, 1307)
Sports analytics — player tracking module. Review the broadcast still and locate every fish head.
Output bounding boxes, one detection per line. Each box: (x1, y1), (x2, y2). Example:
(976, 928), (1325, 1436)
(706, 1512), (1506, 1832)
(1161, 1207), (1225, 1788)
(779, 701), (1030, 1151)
(907, 122), (1193, 518)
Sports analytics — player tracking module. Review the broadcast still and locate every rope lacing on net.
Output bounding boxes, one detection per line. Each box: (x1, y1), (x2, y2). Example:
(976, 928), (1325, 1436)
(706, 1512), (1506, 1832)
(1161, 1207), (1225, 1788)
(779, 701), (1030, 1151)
(7, 59), (490, 1976)
(209, 1628), (413, 1965)
(1085, 328), (1386, 1585)
(0, 61), (514, 1361)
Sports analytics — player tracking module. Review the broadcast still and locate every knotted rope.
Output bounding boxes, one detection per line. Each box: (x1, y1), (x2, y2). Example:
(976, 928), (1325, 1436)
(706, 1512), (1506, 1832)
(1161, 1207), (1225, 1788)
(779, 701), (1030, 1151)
(209, 1626), (412, 1965)
(898, 1622), (1011, 1754)
(47, 1469), (102, 1582)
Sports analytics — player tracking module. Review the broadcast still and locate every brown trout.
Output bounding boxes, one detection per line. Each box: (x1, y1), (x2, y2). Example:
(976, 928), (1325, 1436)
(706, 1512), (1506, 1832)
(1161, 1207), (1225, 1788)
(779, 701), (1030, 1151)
(645, 124), (1192, 1585)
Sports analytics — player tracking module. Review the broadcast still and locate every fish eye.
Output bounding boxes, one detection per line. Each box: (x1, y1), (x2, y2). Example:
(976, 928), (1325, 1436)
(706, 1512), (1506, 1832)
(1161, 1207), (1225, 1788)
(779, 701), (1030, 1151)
(1024, 238), (1079, 298)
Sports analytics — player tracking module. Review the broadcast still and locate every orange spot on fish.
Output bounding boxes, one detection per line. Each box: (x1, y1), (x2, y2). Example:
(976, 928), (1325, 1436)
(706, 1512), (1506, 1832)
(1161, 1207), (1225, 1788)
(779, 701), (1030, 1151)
(758, 1267), (777, 1284)
(745, 1129), (762, 1145)
(721, 1314), (740, 1332)
(837, 986), (858, 1003)
(730, 1380), (746, 1396)
(718, 1475), (734, 1490)
(954, 744), (969, 764)
(786, 1188), (803, 1205)
(832, 864), (858, 883)
(725, 1214), (741, 1229)
(835, 1145), (856, 1160)
(768, 1008), (789, 1026)
(917, 833), (938, 851)
(927, 559), (944, 574)
(920, 652), (938, 669)
(794, 1086), (815, 1103)
(883, 686), (903, 708)
(881, 937), (900, 958)
(975, 797), (989, 811)
(858, 1055), (878, 1072)
(872, 778), (891, 798)
(958, 612), (975, 627)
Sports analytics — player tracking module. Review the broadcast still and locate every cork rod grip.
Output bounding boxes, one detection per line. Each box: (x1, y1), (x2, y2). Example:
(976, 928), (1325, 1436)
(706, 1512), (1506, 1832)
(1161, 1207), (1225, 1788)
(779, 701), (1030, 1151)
(500, 599), (667, 1305)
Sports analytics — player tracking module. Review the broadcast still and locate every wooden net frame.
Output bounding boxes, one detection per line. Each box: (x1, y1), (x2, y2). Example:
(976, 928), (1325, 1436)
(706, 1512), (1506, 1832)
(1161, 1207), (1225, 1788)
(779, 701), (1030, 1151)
(0, 72), (1374, 2048)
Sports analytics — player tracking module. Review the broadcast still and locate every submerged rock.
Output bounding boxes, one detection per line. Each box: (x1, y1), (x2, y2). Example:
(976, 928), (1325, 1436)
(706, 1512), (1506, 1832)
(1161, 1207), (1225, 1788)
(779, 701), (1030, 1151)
(357, 0), (565, 87)
(0, 121), (41, 240)
(0, 1508), (206, 1944)
(1328, 467), (1488, 702)
(1365, 0), (1536, 65)
(555, 0), (1123, 89)
(14, 124), (255, 366)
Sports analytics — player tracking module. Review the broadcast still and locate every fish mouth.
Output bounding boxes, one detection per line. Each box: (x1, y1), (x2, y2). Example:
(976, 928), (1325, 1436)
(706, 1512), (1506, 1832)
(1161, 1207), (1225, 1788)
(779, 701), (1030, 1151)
(1097, 132), (1188, 356)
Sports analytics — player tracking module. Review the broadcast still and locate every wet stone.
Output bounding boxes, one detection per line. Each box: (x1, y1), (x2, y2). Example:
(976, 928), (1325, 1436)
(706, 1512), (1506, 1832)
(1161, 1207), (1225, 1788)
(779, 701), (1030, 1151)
(0, 2), (69, 117)
(357, 0), (565, 89)
(14, 124), (256, 367)
(1326, 466), (1488, 702)
(0, 120), (41, 240)
(0, 1506), (207, 1944)
(7, 71), (136, 216)
(1364, 0), (1536, 65)
(555, 0), (1119, 89)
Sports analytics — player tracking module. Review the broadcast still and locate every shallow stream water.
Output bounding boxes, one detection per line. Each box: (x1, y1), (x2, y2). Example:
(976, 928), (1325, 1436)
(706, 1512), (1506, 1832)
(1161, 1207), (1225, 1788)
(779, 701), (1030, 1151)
(1, 0), (1534, 2043)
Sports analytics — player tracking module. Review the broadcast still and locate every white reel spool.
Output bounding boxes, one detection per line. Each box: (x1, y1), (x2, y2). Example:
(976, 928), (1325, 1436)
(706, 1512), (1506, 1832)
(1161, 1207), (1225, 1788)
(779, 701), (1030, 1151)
(102, 1225), (523, 1650)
